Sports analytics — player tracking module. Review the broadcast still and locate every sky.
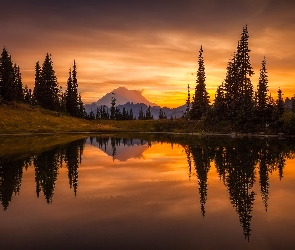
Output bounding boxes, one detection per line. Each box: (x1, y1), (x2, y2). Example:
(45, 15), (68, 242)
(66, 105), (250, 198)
(1, 0), (295, 107)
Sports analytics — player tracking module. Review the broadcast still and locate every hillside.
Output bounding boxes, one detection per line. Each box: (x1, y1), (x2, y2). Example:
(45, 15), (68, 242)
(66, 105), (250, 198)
(0, 103), (117, 133)
(0, 103), (201, 134)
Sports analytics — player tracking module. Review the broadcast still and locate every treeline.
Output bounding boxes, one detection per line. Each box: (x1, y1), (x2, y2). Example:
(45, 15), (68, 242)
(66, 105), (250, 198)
(185, 26), (295, 133)
(0, 49), (85, 118)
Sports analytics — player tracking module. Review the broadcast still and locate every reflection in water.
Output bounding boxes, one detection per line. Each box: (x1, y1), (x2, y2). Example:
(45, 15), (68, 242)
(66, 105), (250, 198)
(0, 135), (294, 243)
(0, 138), (86, 207)
(183, 138), (294, 241)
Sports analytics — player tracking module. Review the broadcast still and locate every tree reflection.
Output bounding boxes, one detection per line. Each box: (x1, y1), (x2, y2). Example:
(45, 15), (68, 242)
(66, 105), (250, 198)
(34, 148), (61, 203)
(184, 138), (294, 240)
(189, 145), (213, 217)
(1, 135), (295, 242)
(0, 158), (26, 210)
(0, 138), (85, 208)
(64, 139), (86, 196)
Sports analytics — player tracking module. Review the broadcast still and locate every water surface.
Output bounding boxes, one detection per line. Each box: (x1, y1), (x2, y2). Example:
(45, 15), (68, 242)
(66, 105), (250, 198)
(0, 134), (294, 249)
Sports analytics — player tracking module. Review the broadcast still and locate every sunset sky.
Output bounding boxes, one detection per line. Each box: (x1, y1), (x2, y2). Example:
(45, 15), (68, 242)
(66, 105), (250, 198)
(1, 0), (294, 107)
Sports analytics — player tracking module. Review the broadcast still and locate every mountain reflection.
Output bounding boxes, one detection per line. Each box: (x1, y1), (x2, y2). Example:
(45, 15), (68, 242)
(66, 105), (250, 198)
(0, 135), (294, 241)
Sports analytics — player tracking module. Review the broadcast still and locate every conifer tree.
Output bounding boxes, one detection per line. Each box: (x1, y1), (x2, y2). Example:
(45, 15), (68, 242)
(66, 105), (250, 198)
(221, 26), (254, 128)
(129, 108), (134, 120)
(110, 93), (116, 120)
(23, 85), (32, 104)
(159, 108), (164, 119)
(184, 84), (191, 119)
(33, 61), (41, 105)
(65, 62), (79, 117)
(0, 48), (19, 102)
(255, 57), (273, 124)
(138, 107), (144, 120)
(13, 64), (24, 101)
(212, 84), (226, 122)
(77, 94), (85, 118)
(190, 46), (210, 120)
(275, 88), (284, 119)
(145, 105), (153, 120)
(36, 54), (60, 111)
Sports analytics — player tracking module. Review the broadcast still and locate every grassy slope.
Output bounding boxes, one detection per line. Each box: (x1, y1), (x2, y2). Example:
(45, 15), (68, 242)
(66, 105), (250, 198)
(0, 103), (204, 134)
(0, 103), (119, 133)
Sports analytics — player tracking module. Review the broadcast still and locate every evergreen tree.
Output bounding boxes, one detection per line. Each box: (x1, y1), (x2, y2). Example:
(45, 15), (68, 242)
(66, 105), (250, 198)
(275, 88), (284, 119)
(184, 84), (191, 119)
(129, 108), (134, 120)
(36, 54), (60, 111)
(138, 107), (145, 120)
(159, 108), (164, 119)
(145, 105), (153, 120)
(190, 46), (210, 120)
(213, 84), (226, 122)
(23, 85), (32, 104)
(65, 62), (79, 117)
(77, 93), (85, 118)
(0, 48), (20, 102)
(115, 107), (121, 120)
(65, 60), (79, 116)
(222, 26), (254, 129)
(33, 61), (41, 105)
(13, 64), (24, 101)
(255, 57), (273, 124)
(110, 93), (116, 120)
(256, 57), (268, 111)
(89, 110), (95, 120)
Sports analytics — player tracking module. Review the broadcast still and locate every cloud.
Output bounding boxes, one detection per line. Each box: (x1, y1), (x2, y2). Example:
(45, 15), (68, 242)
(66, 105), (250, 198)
(0, 0), (295, 107)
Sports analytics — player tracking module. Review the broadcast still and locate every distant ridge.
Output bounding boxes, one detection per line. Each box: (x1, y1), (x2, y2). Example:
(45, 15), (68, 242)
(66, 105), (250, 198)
(84, 87), (186, 119)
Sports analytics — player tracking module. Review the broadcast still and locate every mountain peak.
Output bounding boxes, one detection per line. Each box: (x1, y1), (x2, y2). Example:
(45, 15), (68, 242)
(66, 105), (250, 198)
(94, 87), (157, 107)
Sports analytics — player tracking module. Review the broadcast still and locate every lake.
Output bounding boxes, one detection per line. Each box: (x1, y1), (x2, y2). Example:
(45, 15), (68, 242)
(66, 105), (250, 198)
(0, 134), (294, 250)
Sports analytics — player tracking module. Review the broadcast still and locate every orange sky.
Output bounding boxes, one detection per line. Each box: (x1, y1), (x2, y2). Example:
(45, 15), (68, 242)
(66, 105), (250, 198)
(1, 0), (295, 107)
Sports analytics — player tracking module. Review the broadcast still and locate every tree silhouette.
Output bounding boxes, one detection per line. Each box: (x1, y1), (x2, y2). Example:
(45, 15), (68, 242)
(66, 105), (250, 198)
(0, 47), (23, 102)
(64, 139), (86, 196)
(190, 46), (210, 120)
(34, 148), (61, 203)
(34, 54), (60, 111)
(0, 158), (24, 210)
(65, 61), (80, 117)
(189, 144), (212, 217)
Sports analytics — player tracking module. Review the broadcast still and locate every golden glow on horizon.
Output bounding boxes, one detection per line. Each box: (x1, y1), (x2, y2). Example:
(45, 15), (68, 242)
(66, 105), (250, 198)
(9, 28), (295, 108)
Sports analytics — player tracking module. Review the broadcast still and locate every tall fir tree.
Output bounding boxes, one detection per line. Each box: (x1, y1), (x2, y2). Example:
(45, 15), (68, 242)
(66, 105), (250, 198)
(184, 84), (191, 119)
(66, 60), (79, 116)
(255, 57), (273, 124)
(190, 46), (210, 120)
(33, 61), (41, 105)
(0, 48), (23, 102)
(275, 88), (284, 119)
(222, 26), (254, 128)
(213, 83), (226, 121)
(35, 54), (60, 111)
(13, 64), (24, 101)
(110, 93), (116, 120)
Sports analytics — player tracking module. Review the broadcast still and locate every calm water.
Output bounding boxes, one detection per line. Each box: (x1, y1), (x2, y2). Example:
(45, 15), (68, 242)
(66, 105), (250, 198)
(0, 134), (295, 250)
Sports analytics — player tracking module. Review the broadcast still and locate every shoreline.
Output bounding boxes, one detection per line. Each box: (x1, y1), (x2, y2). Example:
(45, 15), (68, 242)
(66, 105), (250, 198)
(0, 130), (291, 138)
